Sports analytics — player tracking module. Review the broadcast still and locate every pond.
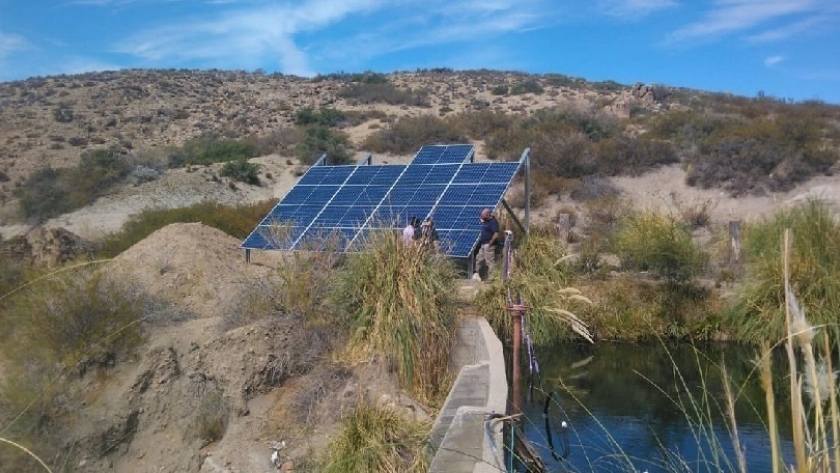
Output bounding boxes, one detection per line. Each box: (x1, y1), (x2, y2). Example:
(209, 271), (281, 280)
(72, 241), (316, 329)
(515, 342), (796, 472)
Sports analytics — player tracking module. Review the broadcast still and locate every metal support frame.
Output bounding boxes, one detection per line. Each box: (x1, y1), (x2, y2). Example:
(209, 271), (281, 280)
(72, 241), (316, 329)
(358, 153), (373, 165)
(521, 147), (531, 234)
(500, 199), (527, 235)
(312, 152), (329, 167)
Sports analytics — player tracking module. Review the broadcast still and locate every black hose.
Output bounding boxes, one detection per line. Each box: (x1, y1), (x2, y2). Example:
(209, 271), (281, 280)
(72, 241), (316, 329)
(543, 391), (570, 461)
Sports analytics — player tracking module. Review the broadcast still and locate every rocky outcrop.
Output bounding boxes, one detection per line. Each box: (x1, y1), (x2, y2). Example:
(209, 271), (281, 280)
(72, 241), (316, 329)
(16, 226), (93, 266)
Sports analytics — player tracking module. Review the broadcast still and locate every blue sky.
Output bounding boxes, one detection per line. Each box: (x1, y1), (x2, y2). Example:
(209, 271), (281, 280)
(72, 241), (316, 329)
(1, 0), (839, 103)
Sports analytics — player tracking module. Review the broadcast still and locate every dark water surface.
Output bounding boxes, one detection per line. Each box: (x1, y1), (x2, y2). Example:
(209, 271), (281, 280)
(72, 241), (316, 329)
(517, 342), (795, 472)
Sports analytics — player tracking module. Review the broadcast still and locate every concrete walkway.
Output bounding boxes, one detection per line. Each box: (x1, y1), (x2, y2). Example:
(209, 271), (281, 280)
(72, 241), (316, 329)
(428, 317), (508, 473)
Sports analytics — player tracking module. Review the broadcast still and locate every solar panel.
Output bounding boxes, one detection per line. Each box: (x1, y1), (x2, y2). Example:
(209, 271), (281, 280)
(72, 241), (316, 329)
(411, 144), (473, 165)
(242, 145), (523, 258)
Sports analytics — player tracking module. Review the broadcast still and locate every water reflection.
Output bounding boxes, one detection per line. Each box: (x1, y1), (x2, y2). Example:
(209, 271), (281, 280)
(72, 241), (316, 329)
(517, 342), (795, 472)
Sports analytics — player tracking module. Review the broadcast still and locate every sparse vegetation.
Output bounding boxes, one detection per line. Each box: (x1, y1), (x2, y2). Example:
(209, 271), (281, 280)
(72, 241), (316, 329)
(295, 125), (353, 165)
(167, 132), (258, 168)
(338, 82), (430, 107)
(220, 159), (261, 185)
(321, 400), (430, 473)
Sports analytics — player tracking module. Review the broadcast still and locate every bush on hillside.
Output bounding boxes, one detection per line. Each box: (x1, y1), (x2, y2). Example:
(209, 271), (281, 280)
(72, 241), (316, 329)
(16, 147), (132, 221)
(168, 132), (258, 167)
(362, 115), (468, 154)
(220, 159), (261, 185)
(510, 79), (544, 95)
(295, 107), (347, 127)
(338, 82), (430, 107)
(295, 125), (352, 165)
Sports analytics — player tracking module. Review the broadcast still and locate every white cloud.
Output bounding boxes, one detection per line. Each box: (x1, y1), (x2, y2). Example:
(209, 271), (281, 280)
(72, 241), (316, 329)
(0, 30), (29, 57)
(114, 0), (389, 76)
(746, 15), (831, 43)
(668, 0), (828, 43)
(764, 55), (784, 66)
(598, 0), (678, 19)
(57, 56), (124, 75)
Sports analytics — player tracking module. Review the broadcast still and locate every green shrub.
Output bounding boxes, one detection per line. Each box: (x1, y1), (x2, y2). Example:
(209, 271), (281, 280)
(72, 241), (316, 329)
(321, 400), (430, 473)
(294, 107), (347, 127)
(193, 381), (229, 444)
(331, 231), (458, 404)
(220, 159), (261, 185)
(16, 147), (132, 221)
(4, 270), (147, 367)
(295, 125), (352, 165)
(338, 82), (429, 106)
(727, 199), (840, 345)
(362, 115), (468, 155)
(168, 132), (258, 167)
(97, 200), (277, 257)
(510, 79), (544, 95)
(490, 84), (508, 96)
(0, 170), (9, 182)
(615, 210), (707, 285)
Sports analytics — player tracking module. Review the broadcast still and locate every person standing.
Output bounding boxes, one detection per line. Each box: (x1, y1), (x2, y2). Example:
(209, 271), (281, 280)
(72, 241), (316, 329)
(474, 208), (499, 280)
(420, 217), (440, 252)
(403, 216), (419, 246)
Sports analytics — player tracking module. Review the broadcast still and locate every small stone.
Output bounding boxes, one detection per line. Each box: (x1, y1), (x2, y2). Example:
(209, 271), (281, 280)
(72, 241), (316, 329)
(281, 460), (295, 471)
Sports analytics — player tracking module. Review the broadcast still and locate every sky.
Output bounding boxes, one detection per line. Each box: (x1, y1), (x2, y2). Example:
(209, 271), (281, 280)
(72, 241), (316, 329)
(1, 0), (839, 104)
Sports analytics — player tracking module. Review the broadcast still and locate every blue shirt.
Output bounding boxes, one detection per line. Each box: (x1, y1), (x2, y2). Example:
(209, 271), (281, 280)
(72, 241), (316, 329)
(479, 217), (499, 245)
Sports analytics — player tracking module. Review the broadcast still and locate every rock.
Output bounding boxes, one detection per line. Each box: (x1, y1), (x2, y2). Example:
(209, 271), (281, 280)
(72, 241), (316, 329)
(5, 226), (92, 266)
(280, 460), (294, 471)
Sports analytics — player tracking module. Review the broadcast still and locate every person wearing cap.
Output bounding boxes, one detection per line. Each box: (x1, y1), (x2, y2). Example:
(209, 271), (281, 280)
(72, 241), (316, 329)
(473, 208), (499, 280)
(420, 217), (440, 252)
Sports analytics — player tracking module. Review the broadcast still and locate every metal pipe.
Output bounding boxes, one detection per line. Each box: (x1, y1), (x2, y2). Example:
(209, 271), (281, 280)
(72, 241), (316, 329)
(511, 305), (522, 415)
(520, 148), (531, 234)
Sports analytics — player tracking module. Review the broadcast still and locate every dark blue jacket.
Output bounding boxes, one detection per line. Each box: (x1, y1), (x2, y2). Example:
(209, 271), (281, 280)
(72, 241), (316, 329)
(479, 217), (499, 245)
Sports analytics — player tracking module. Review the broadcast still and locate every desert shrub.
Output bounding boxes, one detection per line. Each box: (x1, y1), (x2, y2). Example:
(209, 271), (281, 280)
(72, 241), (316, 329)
(168, 132), (258, 167)
(490, 84), (509, 95)
(593, 136), (678, 176)
(52, 103), (74, 123)
(3, 270), (146, 368)
(478, 231), (592, 346)
(192, 379), (229, 444)
(16, 147), (132, 221)
(510, 79), (544, 95)
(97, 200), (277, 257)
(568, 175), (621, 202)
(220, 159), (261, 185)
(331, 231), (458, 404)
(449, 110), (514, 139)
(321, 400), (430, 473)
(726, 199), (840, 345)
(295, 125), (352, 165)
(294, 107), (347, 127)
(250, 127), (304, 156)
(0, 170), (8, 182)
(362, 115), (468, 155)
(616, 210), (706, 285)
(338, 82), (429, 107)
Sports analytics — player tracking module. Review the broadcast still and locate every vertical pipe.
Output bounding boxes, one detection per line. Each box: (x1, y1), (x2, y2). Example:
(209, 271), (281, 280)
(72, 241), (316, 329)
(523, 148), (531, 234)
(512, 307), (522, 416)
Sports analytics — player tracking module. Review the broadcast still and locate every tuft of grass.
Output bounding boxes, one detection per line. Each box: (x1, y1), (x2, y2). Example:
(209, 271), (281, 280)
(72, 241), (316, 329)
(320, 400), (431, 473)
(478, 231), (592, 346)
(331, 230), (458, 405)
(192, 380), (229, 445)
(727, 199), (840, 345)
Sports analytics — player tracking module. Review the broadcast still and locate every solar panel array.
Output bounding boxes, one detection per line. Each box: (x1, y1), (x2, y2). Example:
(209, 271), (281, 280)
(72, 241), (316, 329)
(241, 144), (521, 257)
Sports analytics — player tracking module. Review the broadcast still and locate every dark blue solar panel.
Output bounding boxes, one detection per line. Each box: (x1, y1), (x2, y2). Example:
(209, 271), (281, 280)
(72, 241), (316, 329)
(423, 164), (461, 184)
(243, 148), (521, 258)
(438, 229), (480, 258)
(280, 186), (316, 206)
(304, 186), (340, 205)
(332, 187), (364, 205)
(412, 146), (446, 165)
(297, 167), (332, 185)
(408, 185), (446, 205)
(339, 206), (376, 227)
(439, 145), (473, 164)
(357, 186), (389, 205)
(321, 166), (355, 185)
(395, 166), (431, 186)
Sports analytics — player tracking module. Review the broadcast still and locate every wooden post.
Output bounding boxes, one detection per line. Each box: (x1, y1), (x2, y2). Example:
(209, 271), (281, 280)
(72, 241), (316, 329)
(556, 214), (571, 244)
(511, 307), (522, 416)
(729, 220), (741, 267)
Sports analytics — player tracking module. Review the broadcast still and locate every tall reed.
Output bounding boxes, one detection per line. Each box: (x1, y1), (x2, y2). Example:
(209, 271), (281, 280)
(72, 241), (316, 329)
(331, 230), (458, 405)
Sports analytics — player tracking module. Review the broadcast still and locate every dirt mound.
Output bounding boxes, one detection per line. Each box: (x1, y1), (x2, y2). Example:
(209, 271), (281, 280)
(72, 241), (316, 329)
(110, 222), (271, 319)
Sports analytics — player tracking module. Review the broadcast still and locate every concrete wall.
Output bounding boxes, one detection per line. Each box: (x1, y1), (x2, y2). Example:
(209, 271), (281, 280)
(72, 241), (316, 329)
(428, 317), (508, 473)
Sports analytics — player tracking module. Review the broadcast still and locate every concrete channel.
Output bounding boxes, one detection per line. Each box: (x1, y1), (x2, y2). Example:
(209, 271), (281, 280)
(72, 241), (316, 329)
(428, 316), (508, 472)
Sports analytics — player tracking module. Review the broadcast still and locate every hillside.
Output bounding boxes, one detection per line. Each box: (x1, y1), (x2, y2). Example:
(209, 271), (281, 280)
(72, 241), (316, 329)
(2, 68), (840, 472)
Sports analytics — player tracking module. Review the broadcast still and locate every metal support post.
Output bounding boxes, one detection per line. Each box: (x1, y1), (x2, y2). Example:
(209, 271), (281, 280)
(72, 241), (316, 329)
(511, 305), (523, 415)
(521, 148), (531, 234)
